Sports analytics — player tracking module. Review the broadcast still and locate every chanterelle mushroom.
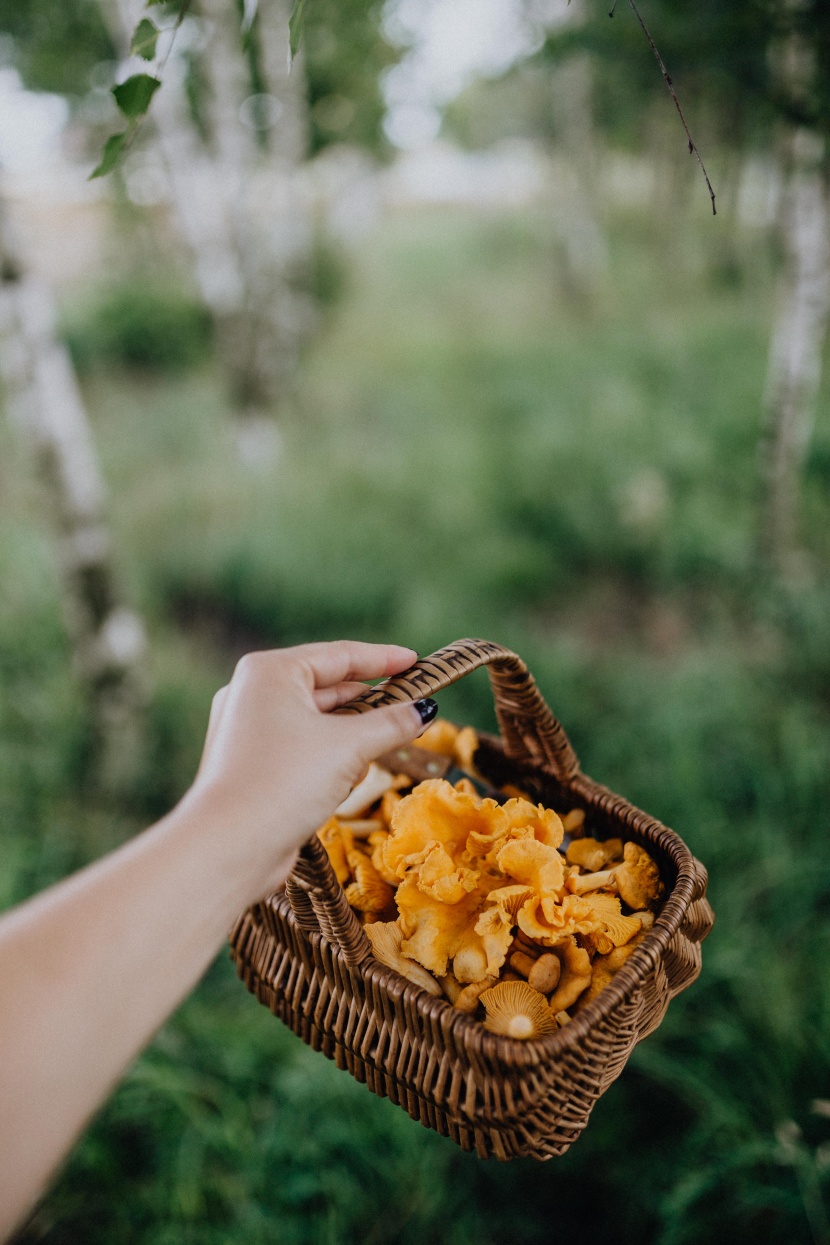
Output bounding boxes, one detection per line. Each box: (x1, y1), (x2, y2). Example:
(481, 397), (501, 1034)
(615, 842), (664, 910)
(364, 922), (443, 995)
(567, 868), (618, 896)
(548, 938), (593, 1012)
(566, 837), (623, 873)
(480, 981), (557, 1040)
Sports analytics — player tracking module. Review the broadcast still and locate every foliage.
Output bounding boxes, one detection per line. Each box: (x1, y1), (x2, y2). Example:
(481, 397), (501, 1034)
(62, 279), (212, 374)
(4, 205), (830, 1241)
(0, 0), (113, 99)
(300, 0), (400, 155)
(543, 0), (830, 149)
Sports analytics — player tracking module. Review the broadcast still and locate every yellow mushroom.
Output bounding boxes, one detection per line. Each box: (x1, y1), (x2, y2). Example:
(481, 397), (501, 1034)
(454, 976), (498, 1013)
(582, 893), (643, 947)
(548, 938), (593, 1012)
(480, 981), (557, 1040)
(344, 857), (395, 915)
(379, 788), (403, 827)
(577, 932), (647, 1009)
(438, 971), (463, 1004)
(567, 867), (619, 896)
(615, 842), (664, 910)
(416, 718), (460, 757)
(367, 830), (399, 886)
(561, 808), (586, 836)
(508, 950), (537, 979)
(316, 818), (351, 887)
(566, 837), (623, 873)
(364, 922), (443, 995)
(527, 953), (562, 995)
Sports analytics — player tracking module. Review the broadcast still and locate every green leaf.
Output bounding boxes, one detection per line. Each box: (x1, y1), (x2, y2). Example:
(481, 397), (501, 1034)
(288, 0), (309, 60)
(130, 18), (159, 61)
(112, 73), (161, 118)
(89, 131), (129, 179)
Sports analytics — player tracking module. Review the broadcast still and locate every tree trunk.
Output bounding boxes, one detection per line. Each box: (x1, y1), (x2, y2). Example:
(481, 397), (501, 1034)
(547, 0), (607, 302)
(196, 0), (316, 430)
(759, 127), (830, 577)
(550, 54), (607, 296)
(104, 0), (315, 447)
(0, 194), (148, 790)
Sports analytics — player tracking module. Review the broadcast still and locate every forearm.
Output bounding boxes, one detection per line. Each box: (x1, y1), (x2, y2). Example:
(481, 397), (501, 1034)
(0, 641), (427, 1239)
(0, 789), (291, 1240)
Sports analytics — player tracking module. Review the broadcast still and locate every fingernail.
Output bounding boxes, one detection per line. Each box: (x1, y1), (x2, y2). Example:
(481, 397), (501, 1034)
(413, 698), (438, 725)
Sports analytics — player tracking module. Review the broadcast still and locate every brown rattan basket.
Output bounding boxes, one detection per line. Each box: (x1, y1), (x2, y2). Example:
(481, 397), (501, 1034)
(229, 638), (714, 1161)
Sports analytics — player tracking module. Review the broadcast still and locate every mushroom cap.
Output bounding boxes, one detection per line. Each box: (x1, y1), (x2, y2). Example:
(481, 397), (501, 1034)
(416, 718), (461, 757)
(516, 891), (601, 945)
(364, 921), (443, 996)
(383, 779), (494, 881)
(316, 818), (352, 886)
(582, 893), (643, 947)
(616, 842), (664, 910)
(344, 858), (395, 914)
(480, 981), (557, 1040)
(496, 837), (565, 895)
(566, 837), (622, 873)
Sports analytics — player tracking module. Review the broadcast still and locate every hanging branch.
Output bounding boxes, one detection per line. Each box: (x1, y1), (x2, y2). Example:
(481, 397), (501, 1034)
(612, 0), (716, 215)
(90, 0), (191, 178)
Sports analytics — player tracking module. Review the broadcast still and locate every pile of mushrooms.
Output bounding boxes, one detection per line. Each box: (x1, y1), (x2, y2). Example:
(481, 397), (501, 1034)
(316, 719), (664, 1039)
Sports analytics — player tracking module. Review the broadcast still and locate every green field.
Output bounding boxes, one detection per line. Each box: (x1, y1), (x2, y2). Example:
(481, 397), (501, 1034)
(2, 202), (829, 1243)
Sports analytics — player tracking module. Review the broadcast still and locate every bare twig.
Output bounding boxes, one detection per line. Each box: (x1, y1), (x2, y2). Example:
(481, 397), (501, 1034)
(624, 0), (716, 215)
(608, 0), (619, 16)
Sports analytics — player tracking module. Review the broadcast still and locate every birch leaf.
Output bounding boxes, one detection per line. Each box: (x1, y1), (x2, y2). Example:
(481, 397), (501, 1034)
(112, 74), (161, 118)
(288, 0), (309, 60)
(130, 19), (159, 61)
(89, 131), (128, 179)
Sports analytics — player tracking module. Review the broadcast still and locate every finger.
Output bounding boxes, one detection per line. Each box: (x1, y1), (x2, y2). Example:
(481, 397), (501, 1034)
(197, 685), (229, 775)
(299, 641), (417, 691)
(344, 698), (438, 765)
(313, 681), (369, 712)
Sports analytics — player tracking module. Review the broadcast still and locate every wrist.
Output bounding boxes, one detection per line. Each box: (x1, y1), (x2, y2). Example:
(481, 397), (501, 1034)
(169, 781), (304, 913)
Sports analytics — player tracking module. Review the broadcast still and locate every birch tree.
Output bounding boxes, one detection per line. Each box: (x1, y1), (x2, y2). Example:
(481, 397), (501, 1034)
(759, 126), (830, 574)
(106, 0), (316, 445)
(0, 193), (148, 790)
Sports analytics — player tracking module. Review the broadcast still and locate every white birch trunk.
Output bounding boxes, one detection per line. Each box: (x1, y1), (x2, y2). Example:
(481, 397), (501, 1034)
(105, 0), (315, 443)
(759, 126), (830, 575)
(0, 196), (148, 788)
(196, 0), (316, 429)
(546, 0), (607, 299)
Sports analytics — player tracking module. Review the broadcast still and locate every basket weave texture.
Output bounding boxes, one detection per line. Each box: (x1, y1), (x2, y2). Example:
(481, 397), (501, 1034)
(229, 639), (714, 1161)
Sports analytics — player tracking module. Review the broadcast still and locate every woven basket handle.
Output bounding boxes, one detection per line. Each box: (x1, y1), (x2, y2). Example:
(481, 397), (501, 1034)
(285, 638), (581, 965)
(338, 637), (580, 780)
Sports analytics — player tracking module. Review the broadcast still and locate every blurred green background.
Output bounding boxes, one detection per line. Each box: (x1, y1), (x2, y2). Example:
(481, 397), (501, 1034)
(1, 0), (830, 1241)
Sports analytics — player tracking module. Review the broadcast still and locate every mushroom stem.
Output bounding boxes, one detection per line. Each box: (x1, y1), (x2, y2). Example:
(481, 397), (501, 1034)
(567, 868), (618, 895)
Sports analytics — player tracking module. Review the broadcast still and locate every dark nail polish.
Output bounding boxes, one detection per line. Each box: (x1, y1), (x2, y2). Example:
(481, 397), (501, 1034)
(414, 698), (438, 725)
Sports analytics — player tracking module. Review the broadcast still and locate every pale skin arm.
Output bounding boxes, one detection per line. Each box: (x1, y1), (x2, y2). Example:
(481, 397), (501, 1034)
(0, 641), (433, 1241)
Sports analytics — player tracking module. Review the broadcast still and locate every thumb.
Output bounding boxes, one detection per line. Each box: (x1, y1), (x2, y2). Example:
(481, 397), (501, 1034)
(347, 697), (438, 765)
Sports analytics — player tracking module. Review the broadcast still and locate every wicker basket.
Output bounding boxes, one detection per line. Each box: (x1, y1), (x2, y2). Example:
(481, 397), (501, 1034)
(229, 638), (714, 1161)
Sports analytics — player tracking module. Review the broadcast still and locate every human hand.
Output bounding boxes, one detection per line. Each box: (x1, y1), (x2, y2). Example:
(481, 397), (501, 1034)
(183, 641), (435, 901)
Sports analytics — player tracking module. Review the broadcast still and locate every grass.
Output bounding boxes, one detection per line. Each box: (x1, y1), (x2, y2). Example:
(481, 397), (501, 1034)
(2, 198), (830, 1242)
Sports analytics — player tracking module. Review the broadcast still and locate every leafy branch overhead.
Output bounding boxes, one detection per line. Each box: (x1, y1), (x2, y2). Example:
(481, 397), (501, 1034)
(90, 1), (188, 180)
